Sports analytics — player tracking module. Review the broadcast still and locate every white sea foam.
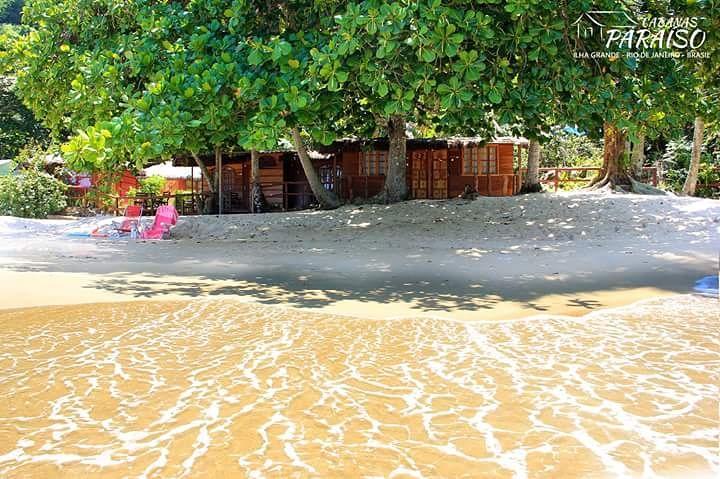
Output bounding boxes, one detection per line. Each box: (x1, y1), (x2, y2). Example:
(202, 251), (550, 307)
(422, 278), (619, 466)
(0, 296), (717, 478)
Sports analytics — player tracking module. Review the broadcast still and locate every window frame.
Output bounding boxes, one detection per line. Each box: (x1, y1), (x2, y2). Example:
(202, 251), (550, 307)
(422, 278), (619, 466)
(359, 150), (388, 176)
(462, 145), (498, 175)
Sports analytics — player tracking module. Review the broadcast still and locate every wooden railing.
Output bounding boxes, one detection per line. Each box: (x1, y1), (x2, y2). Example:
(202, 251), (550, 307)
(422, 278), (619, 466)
(87, 181), (318, 216)
(256, 181), (315, 211)
(520, 166), (658, 191)
(65, 185), (93, 207)
(96, 193), (212, 216)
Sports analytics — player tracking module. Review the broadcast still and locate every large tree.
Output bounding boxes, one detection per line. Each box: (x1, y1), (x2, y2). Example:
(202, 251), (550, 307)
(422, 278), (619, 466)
(8, 0), (348, 209)
(586, 1), (718, 192)
(313, 1), (501, 202)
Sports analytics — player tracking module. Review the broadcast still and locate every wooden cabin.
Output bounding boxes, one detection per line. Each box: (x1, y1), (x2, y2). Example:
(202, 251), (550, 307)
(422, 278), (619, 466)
(332, 137), (527, 200)
(173, 137), (527, 213)
(170, 151), (316, 213)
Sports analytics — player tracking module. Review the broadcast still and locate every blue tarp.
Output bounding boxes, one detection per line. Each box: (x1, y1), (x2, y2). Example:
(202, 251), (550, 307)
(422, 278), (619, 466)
(693, 275), (719, 297)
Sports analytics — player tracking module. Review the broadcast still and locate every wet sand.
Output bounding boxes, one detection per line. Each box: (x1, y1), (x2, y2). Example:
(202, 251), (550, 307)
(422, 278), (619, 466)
(0, 269), (684, 321)
(0, 296), (717, 478)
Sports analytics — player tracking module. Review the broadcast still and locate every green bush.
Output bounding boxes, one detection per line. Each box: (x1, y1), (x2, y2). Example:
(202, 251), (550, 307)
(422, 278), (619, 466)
(0, 167), (67, 218)
(541, 129), (603, 168)
(132, 175), (166, 196)
(660, 137), (720, 197)
(696, 162), (720, 198)
(660, 138), (692, 192)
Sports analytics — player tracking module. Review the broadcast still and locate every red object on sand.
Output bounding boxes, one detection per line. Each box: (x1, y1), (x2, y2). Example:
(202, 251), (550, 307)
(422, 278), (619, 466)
(117, 205), (143, 233)
(141, 205), (178, 240)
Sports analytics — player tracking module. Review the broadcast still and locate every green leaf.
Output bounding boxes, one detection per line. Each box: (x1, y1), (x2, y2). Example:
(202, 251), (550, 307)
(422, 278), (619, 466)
(383, 101), (398, 115)
(248, 49), (263, 66)
(377, 83), (389, 97)
(311, 129), (336, 145)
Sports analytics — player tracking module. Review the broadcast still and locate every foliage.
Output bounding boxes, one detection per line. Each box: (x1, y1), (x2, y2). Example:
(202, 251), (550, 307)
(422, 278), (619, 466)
(660, 137), (720, 197)
(0, 0), (21, 24)
(313, 0), (500, 139)
(0, 76), (48, 159)
(0, 145), (66, 217)
(1, 0), (348, 177)
(129, 175), (166, 196)
(3, 0), (719, 199)
(541, 129), (603, 168)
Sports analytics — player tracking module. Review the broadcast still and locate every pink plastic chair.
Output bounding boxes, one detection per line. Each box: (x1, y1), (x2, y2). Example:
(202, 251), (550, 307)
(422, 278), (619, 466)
(141, 205), (178, 240)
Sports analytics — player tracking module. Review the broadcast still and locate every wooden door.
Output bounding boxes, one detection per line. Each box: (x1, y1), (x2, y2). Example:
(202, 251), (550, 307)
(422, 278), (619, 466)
(411, 150), (428, 199)
(431, 149), (448, 199)
(221, 166), (235, 212)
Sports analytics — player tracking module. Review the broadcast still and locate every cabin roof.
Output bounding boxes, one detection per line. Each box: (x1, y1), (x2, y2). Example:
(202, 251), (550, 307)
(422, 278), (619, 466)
(321, 136), (529, 152)
(143, 161), (202, 180)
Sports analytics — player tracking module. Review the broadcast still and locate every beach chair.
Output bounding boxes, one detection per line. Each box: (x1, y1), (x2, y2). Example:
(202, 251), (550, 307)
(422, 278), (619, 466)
(116, 205), (143, 233)
(141, 205), (179, 240)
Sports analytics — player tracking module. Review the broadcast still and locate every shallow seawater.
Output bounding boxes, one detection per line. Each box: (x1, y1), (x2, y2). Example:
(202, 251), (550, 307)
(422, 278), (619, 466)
(0, 296), (717, 478)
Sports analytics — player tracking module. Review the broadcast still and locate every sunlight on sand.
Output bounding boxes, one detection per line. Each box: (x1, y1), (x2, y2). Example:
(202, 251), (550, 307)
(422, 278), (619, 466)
(0, 296), (717, 478)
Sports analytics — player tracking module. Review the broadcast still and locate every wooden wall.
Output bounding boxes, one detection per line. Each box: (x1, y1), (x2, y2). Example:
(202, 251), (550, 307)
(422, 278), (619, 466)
(258, 153), (284, 209)
(340, 151), (385, 200)
(498, 144), (514, 175)
(162, 178), (199, 193)
(113, 171), (140, 196)
(337, 142), (520, 201)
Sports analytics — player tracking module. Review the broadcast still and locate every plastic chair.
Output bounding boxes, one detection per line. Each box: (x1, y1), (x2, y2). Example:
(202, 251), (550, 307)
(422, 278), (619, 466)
(116, 205), (143, 233)
(141, 205), (179, 240)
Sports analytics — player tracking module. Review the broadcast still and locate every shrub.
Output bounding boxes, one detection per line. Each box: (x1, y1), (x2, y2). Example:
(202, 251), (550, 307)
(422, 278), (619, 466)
(541, 128), (603, 168)
(0, 167), (67, 218)
(136, 175), (166, 195)
(660, 137), (720, 197)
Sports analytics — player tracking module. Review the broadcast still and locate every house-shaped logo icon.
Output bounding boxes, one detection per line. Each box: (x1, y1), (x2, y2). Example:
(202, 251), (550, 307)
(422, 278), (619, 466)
(572, 10), (638, 39)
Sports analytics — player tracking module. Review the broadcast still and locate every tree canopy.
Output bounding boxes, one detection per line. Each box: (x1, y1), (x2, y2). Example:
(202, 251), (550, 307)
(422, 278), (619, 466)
(1, 0), (718, 198)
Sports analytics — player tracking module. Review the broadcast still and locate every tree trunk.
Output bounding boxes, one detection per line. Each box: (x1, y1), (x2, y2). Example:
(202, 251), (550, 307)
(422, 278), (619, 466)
(191, 152), (215, 194)
(682, 116), (704, 196)
(250, 149), (266, 213)
(631, 132), (645, 179)
(374, 115), (408, 203)
(290, 127), (340, 209)
(520, 139), (542, 193)
(215, 147), (222, 215)
(589, 122), (631, 190)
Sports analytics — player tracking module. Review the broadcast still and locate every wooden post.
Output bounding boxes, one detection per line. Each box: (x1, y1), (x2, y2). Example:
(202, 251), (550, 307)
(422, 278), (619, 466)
(555, 167), (559, 192)
(216, 149), (223, 216)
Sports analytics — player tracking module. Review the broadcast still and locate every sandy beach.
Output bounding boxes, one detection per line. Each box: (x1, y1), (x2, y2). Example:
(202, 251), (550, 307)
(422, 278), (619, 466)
(1, 191), (717, 320)
(1, 191), (719, 478)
